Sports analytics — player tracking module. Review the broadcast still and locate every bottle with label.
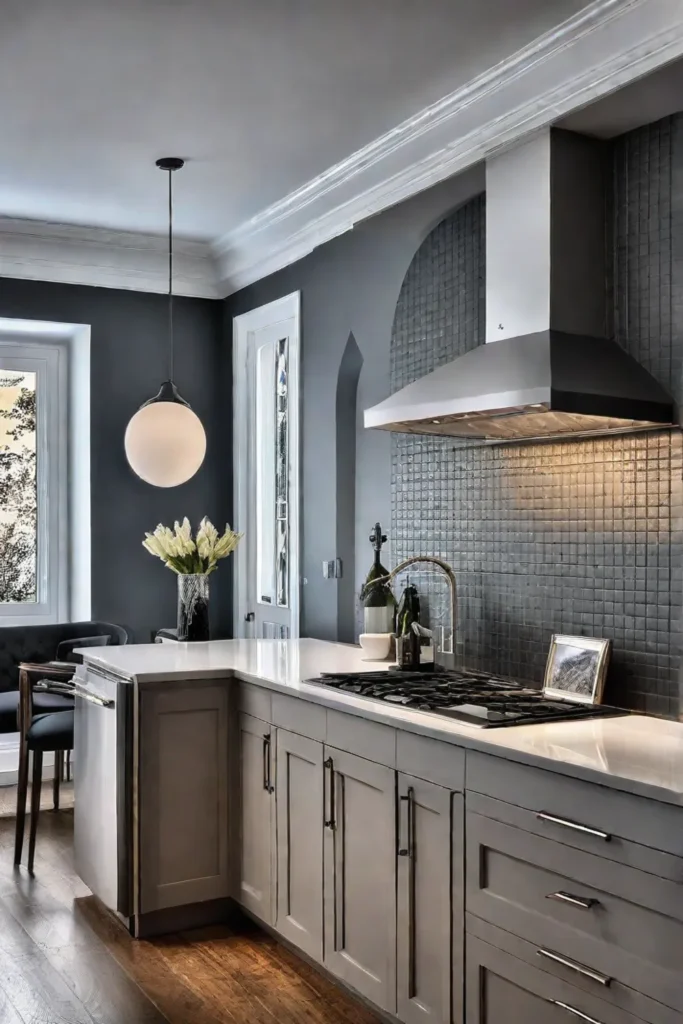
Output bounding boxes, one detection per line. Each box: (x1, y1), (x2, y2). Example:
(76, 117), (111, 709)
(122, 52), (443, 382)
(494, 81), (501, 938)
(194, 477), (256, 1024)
(396, 585), (435, 671)
(362, 523), (395, 634)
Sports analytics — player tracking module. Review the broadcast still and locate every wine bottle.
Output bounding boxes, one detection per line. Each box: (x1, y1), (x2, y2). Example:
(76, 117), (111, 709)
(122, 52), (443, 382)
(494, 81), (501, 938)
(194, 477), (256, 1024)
(362, 523), (394, 634)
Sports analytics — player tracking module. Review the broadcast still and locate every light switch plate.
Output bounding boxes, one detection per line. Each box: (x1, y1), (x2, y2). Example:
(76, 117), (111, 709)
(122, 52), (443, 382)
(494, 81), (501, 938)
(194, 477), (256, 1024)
(323, 559), (343, 579)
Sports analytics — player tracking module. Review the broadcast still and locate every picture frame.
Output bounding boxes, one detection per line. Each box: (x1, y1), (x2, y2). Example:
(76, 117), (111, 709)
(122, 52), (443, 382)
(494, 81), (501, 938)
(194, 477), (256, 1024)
(543, 634), (612, 705)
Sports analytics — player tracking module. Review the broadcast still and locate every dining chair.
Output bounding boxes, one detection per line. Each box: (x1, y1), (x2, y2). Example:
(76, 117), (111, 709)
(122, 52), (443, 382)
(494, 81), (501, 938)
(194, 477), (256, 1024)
(15, 709), (74, 872)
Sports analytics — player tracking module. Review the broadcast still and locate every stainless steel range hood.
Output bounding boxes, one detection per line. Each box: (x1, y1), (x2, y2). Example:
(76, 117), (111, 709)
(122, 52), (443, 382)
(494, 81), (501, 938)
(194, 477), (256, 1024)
(365, 129), (675, 441)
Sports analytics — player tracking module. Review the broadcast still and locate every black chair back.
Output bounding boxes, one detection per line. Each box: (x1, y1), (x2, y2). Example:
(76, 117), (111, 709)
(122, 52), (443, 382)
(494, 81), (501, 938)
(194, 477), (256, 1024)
(0, 621), (130, 693)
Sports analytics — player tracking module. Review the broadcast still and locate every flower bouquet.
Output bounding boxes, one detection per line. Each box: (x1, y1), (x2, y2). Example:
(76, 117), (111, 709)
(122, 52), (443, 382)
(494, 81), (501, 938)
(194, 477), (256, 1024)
(143, 518), (242, 640)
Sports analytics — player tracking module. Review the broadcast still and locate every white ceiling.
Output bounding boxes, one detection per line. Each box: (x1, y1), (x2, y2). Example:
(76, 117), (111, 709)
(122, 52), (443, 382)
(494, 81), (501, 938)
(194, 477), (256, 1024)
(0, 0), (592, 241)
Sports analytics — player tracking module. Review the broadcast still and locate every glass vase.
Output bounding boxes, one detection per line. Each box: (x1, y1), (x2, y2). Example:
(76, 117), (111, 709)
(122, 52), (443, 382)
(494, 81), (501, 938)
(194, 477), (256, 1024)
(177, 573), (210, 642)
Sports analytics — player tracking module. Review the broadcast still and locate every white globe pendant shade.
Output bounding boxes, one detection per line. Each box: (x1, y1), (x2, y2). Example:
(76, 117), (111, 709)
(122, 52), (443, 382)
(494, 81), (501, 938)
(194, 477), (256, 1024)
(125, 158), (207, 487)
(125, 397), (206, 488)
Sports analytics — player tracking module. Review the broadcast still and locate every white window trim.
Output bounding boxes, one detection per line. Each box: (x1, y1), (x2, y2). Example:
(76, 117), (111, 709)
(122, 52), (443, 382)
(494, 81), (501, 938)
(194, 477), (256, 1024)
(0, 319), (91, 626)
(233, 293), (301, 639)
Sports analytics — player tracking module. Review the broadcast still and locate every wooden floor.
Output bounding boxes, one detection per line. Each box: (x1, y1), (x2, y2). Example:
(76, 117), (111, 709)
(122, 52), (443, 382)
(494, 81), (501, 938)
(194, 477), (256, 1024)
(0, 797), (380, 1024)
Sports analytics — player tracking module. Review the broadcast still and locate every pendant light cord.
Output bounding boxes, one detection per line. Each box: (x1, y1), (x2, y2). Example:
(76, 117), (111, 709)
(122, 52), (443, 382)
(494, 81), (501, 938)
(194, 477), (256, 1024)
(167, 165), (174, 383)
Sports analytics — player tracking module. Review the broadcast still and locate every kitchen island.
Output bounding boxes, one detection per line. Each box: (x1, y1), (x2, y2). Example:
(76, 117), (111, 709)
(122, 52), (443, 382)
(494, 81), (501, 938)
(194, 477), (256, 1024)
(74, 639), (683, 1024)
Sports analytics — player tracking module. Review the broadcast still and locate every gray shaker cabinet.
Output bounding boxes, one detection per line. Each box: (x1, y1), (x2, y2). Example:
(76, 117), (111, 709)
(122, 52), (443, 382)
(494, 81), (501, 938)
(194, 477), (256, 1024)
(236, 712), (276, 925)
(397, 773), (463, 1024)
(138, 682), (230, 916)
(275, 728), (324, 959)
(323, 745), (397, 1015)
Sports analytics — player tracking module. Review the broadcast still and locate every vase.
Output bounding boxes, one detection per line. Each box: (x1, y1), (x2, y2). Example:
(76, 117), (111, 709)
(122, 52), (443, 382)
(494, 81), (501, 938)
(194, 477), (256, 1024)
(177, 573), (210, 642)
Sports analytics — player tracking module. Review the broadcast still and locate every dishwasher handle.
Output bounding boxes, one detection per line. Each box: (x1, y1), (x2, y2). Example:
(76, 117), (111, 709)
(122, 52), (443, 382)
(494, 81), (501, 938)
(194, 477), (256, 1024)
(74, 682), (115, 708)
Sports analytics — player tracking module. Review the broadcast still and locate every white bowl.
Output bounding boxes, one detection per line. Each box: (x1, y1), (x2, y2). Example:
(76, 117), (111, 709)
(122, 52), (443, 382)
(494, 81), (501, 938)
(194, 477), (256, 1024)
(359, 633), (392, 661)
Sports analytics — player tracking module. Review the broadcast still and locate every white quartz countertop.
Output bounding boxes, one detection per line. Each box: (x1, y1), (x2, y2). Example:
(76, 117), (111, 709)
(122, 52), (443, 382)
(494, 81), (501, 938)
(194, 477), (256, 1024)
(80, 638), (683, 806)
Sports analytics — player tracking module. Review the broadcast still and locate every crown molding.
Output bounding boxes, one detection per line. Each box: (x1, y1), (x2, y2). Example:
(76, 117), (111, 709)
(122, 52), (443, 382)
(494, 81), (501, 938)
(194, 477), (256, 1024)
(1, 0), (681, 300)
(216, 0), (683, 295)
(0, 217), (219, 299)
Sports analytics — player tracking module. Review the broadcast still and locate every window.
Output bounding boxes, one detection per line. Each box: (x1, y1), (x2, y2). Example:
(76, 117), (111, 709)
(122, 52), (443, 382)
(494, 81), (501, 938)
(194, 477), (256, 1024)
(0, 341), (68, 625)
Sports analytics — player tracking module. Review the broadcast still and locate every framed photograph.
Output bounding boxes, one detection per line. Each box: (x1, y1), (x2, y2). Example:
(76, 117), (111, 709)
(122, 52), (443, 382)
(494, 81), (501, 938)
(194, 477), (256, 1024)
(543, 635), (612, 705)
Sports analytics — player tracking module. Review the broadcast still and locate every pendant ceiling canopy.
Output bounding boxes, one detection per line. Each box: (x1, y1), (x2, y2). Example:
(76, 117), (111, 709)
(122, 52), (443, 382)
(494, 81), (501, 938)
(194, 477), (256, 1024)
(124, 157), (207, 488)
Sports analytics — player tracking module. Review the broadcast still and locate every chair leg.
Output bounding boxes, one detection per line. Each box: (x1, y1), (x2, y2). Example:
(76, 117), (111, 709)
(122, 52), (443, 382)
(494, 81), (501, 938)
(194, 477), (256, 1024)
(52, 751), (62, 811)
(27, 749), (43, 874)
(14, 739), (30, 865)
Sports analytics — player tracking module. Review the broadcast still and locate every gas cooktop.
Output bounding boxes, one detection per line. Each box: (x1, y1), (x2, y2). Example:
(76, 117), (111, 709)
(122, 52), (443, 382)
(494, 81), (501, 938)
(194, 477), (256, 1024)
(306, 667), (624, 728)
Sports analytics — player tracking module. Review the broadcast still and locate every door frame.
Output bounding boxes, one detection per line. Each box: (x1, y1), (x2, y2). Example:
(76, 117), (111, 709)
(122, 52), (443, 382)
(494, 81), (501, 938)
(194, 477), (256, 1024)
(233, 292), (301, 639)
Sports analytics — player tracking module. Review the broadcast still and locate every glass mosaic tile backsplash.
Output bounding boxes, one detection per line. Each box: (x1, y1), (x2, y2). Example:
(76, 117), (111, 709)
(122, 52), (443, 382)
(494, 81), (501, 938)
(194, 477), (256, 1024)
(391, 118), (683, 717)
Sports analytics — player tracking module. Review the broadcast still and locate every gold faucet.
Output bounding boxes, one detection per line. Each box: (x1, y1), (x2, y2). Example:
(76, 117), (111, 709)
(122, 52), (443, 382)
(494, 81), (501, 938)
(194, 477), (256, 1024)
(368, 555), (457, 655)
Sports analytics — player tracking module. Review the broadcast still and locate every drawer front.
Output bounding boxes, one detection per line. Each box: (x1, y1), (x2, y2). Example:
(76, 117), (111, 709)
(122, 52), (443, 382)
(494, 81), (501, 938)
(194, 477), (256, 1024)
(467, 812), (683, 1013)
(325, 708), (396, 766)
(466, 926), (668, 1024)
(467, 751), (683, 865)
(396, 729), (465, 790)
(238, 682), (272, 723)
(271, 692), (326, 741)
(466, 933), (644, 1024)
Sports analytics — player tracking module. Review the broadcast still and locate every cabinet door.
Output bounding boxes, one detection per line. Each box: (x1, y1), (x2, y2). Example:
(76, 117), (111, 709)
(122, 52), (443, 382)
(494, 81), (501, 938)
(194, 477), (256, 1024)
(238, 713), (276, 924)
(397, 774), (462, 1024)
(138, 683), (229, 914)
(323, 746), (397, 1014)
(275, 729), (324, 959)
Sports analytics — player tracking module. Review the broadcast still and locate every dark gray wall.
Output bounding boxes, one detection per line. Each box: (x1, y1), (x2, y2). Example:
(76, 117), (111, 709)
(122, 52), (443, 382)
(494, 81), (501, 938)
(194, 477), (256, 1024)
(0, 278), (230, 642)
(227, 166), (485, 640)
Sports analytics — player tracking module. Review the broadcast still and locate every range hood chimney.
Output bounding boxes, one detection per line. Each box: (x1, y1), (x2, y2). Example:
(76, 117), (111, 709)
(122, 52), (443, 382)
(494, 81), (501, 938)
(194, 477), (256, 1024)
(365, 129), (675, 441)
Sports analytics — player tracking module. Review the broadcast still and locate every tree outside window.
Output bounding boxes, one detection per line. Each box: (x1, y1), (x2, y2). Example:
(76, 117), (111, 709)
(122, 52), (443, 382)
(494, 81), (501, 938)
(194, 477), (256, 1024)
(0, 371), (37, 603)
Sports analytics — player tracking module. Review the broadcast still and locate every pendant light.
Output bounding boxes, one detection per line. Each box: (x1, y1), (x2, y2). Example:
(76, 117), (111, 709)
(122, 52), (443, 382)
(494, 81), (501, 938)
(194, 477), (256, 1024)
(125, 157), (207, 487)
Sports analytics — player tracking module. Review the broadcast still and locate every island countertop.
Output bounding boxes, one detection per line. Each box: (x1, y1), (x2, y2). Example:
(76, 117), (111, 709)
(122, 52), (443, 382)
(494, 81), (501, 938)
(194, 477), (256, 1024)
(79, 638), (683, 806)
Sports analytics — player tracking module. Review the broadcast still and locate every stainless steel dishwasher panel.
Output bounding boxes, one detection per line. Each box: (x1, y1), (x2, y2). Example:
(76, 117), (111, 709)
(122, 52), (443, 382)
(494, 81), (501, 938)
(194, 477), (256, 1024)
(73, 669), (133, 917)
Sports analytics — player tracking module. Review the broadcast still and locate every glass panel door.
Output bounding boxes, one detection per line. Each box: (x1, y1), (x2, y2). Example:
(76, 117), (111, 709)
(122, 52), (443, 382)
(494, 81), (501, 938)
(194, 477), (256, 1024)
(248, 323), (294, 639)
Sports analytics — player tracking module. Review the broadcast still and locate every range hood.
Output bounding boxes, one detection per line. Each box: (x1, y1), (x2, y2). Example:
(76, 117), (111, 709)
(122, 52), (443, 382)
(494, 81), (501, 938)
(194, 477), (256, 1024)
(365, 129), (675, 441)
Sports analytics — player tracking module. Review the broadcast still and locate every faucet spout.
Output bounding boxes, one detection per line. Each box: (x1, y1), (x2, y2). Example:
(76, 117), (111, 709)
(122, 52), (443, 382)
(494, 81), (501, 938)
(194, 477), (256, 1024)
(366, 555), (457, 655)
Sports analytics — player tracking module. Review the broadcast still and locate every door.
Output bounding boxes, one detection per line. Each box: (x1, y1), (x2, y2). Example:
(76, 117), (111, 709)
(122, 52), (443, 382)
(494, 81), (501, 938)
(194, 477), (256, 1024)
(323, 746), (397, 1014)
(275, 729), (324, 959)
(397, 774), (461, 1024)
(237, 713), (276, 924)
(233, 293), (301, 639)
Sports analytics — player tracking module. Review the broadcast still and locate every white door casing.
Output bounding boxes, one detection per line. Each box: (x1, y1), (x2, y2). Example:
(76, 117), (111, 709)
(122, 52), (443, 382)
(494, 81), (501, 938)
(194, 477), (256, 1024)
(233, 293), (300, 639)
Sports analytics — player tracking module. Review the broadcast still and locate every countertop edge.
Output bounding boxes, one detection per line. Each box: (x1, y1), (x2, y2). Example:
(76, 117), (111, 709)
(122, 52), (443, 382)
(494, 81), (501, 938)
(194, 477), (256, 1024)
(79, 651), (683, 808)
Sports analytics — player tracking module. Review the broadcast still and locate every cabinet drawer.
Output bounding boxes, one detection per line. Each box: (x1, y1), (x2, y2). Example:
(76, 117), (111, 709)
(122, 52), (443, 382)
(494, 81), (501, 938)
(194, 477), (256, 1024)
(466, 929), (658, 1024)
(326, 708), (396, 766)
(467, 751), (683, 868)
(271, 693), (326, 741)
(396, 730), (464, 790)
(467, 812), (683, 1014)
(237, 682), (272, 723)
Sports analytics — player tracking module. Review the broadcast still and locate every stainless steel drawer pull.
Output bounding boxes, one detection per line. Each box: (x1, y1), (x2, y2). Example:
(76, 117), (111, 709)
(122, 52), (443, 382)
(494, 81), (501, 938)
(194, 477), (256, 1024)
(546, 891), (598, 910)
(537, 948), (611, 987)
(74, 684), (114, 708)
(553, 1001), (603, 1024)
(537, 812), (611, 842)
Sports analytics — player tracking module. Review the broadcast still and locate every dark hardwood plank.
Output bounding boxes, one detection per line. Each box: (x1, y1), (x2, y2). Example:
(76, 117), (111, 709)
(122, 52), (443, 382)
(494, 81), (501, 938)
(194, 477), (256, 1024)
(0, 798), (381, 1024)
(0, 889), (168, 1024)
(77, 898), (227, 1024)
(0, 814), (168, 1024)
(0, 901), (96, 1024)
